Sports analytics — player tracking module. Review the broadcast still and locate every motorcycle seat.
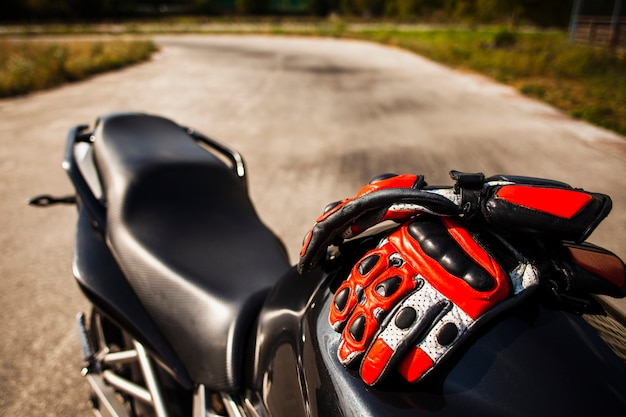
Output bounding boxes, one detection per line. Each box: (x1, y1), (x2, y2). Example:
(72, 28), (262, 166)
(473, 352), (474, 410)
(91, 112), (290, 391)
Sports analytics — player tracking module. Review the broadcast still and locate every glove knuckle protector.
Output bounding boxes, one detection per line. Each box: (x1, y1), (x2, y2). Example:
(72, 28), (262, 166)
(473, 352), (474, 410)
(331, 216), (539, 386)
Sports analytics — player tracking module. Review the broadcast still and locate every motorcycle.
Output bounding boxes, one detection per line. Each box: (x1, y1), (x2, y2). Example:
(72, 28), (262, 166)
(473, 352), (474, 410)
(30, 112), (626, 417)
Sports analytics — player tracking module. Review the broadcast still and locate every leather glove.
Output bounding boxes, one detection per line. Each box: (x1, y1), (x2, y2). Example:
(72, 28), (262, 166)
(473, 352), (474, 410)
(298, 171), (611, 274)
(298, 173), (461, 273)
(329, 216), (539, 386)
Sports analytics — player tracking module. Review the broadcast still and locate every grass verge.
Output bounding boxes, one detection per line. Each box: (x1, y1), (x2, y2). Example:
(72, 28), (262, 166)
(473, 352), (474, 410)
(344, 27), (626, 137)
(0, 39), (157, 97)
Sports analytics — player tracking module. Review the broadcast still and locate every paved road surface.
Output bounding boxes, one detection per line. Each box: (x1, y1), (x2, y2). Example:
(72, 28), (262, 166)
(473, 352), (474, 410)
(1, 35), (625, 416)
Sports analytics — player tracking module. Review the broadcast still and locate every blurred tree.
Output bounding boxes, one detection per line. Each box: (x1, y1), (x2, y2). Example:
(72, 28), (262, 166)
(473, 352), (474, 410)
(445, 0), (475, 20)
(3, 0), (26, 20)
(308, 0), (333, 16)
(236, 0), (269, 13)
(19, 0), (68, 18)
(523, 0), (574, 27)
(354, 0), (385, 16)
(0, 0), (579, 25)
(192, 0), (214, 13)
(338, 0), (354, 15)
(475, 0), (524, 24)
(384, 0), (422, 19)
(580, 0), (620, 15)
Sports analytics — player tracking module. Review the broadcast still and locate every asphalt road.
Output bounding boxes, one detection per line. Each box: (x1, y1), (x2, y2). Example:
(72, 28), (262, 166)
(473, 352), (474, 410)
(1, 35), (625, 416)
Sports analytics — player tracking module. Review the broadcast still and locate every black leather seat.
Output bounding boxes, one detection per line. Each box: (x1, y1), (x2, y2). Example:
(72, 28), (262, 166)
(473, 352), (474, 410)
(92, 113), (290, 391)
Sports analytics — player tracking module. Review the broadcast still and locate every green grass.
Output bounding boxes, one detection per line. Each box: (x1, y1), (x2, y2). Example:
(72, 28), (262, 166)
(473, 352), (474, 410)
(343, 27), (626, 136)
(0, 39), (158, 97)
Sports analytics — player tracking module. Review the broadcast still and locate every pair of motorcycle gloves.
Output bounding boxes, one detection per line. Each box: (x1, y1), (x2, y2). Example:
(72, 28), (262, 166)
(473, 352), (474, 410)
(297, 171), (626, 386)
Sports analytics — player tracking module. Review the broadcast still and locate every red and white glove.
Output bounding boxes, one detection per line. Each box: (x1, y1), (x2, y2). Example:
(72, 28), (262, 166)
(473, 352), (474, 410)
(303, 172), (618, 386)
(298, 171), (612, 274)
(329, 216), (540, 386)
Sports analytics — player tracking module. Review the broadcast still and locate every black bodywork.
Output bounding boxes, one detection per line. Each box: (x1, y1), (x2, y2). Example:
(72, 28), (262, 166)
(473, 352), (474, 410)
(255, 266), (626, 416)
(66, 112), (626, 416)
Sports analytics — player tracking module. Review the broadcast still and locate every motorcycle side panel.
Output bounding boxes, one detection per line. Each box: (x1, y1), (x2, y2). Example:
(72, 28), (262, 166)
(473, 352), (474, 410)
(73, 207), (193, 389)
(254, 267), (626, 417)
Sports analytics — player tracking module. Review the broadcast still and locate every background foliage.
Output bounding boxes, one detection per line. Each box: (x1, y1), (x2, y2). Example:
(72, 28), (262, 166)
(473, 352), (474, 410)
(0, 39), (157, 97)
(2, 0), (585, 27)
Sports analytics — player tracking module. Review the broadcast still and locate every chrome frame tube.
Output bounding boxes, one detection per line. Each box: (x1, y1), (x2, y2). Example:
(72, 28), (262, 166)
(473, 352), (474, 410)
(220, 392), (245, 417)
(134, 340), (170, 417)
(86, 374), (132, 417)
(102, 370), (152, 404)
(103, 349), (138, 366)
(85, 313), (171, 417)
(86, 312), (258, 417)
(193, 384), (207, 417)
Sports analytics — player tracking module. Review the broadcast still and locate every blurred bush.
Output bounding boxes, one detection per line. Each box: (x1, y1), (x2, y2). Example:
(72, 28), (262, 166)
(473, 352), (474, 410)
(0, 39), (158, 97)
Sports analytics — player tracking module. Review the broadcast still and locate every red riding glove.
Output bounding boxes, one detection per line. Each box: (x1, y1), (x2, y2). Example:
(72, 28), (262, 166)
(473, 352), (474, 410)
(330, 216), (539, 386)
(298, 171), (612, 274)
(306, 172), (619, 386)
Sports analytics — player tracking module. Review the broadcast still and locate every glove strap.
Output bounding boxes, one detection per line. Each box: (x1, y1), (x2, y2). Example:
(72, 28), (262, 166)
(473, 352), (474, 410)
(449, 171), (612, 243)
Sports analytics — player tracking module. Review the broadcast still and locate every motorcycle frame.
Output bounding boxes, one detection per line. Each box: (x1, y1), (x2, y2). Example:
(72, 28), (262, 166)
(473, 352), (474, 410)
(77, 310), (258, 417)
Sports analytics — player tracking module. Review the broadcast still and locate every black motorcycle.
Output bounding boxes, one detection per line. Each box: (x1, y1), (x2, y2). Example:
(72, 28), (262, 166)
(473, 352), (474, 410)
(31, 112), (626, 417)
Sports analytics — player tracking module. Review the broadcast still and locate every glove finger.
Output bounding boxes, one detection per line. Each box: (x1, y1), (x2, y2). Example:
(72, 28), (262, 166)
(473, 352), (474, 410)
(358, 282), (450, 385)
(338, 308), (378, 365)
(336, 262), (420, 365)
(395, 267), (537, 384)
(329, 251), (387, 330)
(397, 300), (474, 383)
(360, 279), (475, 386)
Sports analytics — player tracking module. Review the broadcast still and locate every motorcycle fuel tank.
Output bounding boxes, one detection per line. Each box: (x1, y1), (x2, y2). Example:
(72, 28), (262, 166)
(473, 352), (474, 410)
(253, 267), (626, 417)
